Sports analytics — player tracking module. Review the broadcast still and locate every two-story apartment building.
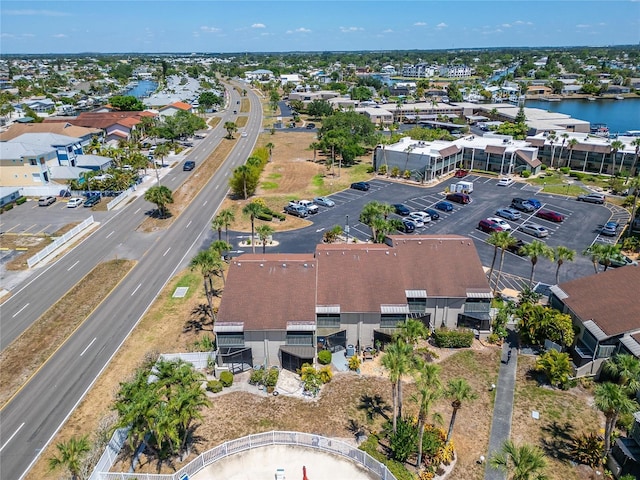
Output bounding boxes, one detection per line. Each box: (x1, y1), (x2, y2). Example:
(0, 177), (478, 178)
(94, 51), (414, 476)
(549, 266), (640, 379)
(215, 236), (492, 373)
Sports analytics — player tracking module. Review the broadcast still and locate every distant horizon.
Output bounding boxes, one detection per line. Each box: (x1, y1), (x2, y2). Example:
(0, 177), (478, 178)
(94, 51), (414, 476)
(1, 1), (638, 55)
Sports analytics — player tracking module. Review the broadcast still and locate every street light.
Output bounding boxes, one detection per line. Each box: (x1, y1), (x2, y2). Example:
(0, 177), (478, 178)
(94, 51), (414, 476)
(345, 215), (350, 244)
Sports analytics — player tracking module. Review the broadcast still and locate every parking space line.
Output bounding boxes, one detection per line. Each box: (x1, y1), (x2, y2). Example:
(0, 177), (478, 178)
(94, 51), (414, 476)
(21, 224), (38, 233)
(5, 224), (19, 233)
(34, 224), (52, 235)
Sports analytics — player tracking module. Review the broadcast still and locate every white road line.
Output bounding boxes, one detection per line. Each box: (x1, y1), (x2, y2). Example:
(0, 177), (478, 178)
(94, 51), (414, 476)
(134, 208), (141, 214)
(12, 303), (29, 318)
(131, 283), (142, 296)
(106, 230), (115, 239)
(186, 220), (192, 229)
(202, 200), (208, 207)
(163, 247), (171, 257)
(67, 260), (80, 271)
(0, 423), (24, 453)
(80, 337), (97, 357)
(215, 184), (220, 189)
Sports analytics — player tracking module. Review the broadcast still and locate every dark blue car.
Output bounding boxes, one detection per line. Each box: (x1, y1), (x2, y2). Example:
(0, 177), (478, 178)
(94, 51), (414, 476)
(350, 181), (370, 191)
(434, 201), (454, 212)
(392, 203), (411, 216)
(424, 208), (440, 220)
(527, 198), (542, 209)
(398, 219), (416, 233)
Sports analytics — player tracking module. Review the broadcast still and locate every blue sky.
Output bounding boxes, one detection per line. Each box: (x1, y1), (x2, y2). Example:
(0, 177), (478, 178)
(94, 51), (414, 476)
(1, 1), (639, 54)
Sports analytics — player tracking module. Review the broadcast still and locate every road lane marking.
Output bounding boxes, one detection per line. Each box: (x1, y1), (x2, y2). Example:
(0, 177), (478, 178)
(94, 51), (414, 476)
(67, 260), (80, 271)
(79, 337), (97, 357)
(202, 200), (208, 207)
(106, 231), (114, 239)
(134, 208), (141, 214)
(163, 247), (171, 257)
(0, 422), (24, 452)
(215, 184), (220, 189)
(12, 303), (29, 318)
(131, 283), (142, 296)
(186, 221), (192, 228)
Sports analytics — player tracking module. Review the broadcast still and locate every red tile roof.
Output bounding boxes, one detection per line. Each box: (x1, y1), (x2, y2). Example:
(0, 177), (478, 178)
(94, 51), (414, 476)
(558, 267), (640, 337)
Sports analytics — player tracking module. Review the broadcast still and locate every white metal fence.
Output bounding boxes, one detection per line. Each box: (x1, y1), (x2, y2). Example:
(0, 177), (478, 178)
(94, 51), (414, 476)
(107, 186), (135, 211)
(93, 431), (397, 480)
(27, 216), (95, 268)
(19, 185), (66, 198)
(158, 352), (215, 370)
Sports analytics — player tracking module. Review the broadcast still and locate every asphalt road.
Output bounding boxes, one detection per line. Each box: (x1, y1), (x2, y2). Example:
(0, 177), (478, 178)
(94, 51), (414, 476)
(226, 174), (627, 289)
(0, 82), (263, 479)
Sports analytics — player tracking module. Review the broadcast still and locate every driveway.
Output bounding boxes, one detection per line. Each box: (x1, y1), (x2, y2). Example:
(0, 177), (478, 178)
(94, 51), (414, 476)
(227, 175), (627, 288)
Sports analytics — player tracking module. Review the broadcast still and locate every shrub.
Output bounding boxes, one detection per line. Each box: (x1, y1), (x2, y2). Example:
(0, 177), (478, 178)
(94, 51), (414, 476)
(432, 328), (474, 348)
(540, 164), (547, 170)
(487, 333), (501, 344)
(318, 349), (332, 365)
(207, 380), (223, 393)
(391, 166), (401, 178)
(559, 166), (570, 174)
(219, 370), (234, 387)
(16, 197), (27, 205)
(348, 355), (361, 371)
(366, 166), (375, 173)
(4, 203), (13, 211)
(318, 366), (333, 383)
(378, 164), (388, 175)
(255, 211), (272, 221)
(265, 368), (279, 387)
(535, 350), (572, 388)
(359, 435), (414, 480)
(521, 170), (531, 178)
(249, 368), (265, 385)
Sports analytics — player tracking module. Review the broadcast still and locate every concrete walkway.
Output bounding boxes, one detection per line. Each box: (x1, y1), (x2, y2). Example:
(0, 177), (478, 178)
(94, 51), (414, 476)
(484, 328), (518, 480)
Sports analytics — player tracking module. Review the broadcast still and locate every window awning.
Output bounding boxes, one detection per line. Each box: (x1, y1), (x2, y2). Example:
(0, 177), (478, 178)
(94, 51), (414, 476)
(405, 289), (427, 298)
(214, 322), (244, 333)
(286, 321), (316, 331)
(466, 290), (493, 299)
(549, 285), (568, 300)
(620, 335), (640, 357)
(583, 320), (609, 342)
(381, 304), (410, 314)
(279, 345), (316, 359)
(316, 305), (340, 314)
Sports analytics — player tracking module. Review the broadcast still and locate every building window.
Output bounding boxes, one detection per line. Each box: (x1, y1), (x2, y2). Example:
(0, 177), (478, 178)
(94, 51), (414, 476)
(407, 298), (426, 313)
(217, 333), (244, 347)
(30, 159), (38, 165)
(286, 332), (313, 346)
(381, 314), (407, 329)
(317, 314), (340, 328)
(464, 299), (491, 313)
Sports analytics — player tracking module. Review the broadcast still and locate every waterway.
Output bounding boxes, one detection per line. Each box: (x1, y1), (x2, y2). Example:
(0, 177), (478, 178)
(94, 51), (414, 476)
(123, 80), (158, 99)
(525, 97), (640, 136)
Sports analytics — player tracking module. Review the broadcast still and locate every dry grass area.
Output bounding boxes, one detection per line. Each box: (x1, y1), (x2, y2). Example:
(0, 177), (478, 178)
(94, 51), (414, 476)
(511, 355), (604, 480)
(137, 138), (236, 233)
(0, 259), (135, 407)
(235, 116), (248, 128)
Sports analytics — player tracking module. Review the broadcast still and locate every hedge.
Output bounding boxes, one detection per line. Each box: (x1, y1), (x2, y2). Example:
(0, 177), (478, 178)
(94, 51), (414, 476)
(432, 328), (474, 348)
(219, 370), (234, 387)
(256, 212), (273, 221)
(207, 380), (223, 393)
(16, 197), (27, 205)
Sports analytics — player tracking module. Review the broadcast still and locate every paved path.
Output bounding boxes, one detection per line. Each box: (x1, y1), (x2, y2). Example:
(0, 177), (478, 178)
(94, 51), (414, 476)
(485, 328), (518, 480)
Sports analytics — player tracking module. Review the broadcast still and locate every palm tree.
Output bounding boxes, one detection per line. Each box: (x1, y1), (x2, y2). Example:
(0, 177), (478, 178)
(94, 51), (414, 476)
(224, 121), (237, 139)
(598, 243), (622, 271)
(520, 240), (553, 288)
(255, 224), (274, 254)
(547, 133), (557, 168)
(559, 133), (569, 165)
(48, 435), (91, 480)
(144, 185), (173, 218)
(265, 142), (274, 162)
(583, 244), (605, 274)
(626, 174), (640, 233)
(603, 353), (640, 395)
(445, 378), (477, 444)
(610, 140), (624, 175)
(309, 141), (321, 162)
(487, 231), (514, 289)
(242, 201), (264, 254)
(397, 318), (428, 347)
(489, 440), (548, 480)
(215, 208), (235, 245)
(174, 383), (211, 456)
(189, 249), (224, 316)
(566, 138), (578, 169)
(211, 215), (225, 241)
(412, 363), (442, 466)
(552, 246), (576, 285)
(626, 138), (640, 182)
(381, 339), (413, 433)
(493, 233), (519, 296)
(595, 382), (639, 455)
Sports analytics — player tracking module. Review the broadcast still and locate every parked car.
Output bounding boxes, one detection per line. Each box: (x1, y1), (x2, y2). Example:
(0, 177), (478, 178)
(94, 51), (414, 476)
(284, 203), (308, 218)
(38, 196), (56, 206)
(454, 169), (468, 178)
(423, 208), (440, 220)
(495, 208), (521, 221)
(434, 201), (454, 212)
(601, 254), (638, 268)
(83, 195), (101, 207)
(527, 198), (542, 209)
(398, 219), (416, 233)
(409, 211), (431, 224)
(497, 177), (515, 187)
(577, 192), (605, 204)
(519, 222), (549, 238)
(487, 217), (512, 231)
(478, 218), (504, 233)
(294, 200), (318, 214)
(350, 182), (370, 191)
(183, 160), (195, 171)
(535, 209), (565, 223)
(511, 198), (535, 213)
(314, 196), (335, 207)
(507, 239), (527, 256)
(66, 197), (84, 208)
(392, 203), (411, 216)
(446, 192), (471, 204)
(601, 221), (619, 237)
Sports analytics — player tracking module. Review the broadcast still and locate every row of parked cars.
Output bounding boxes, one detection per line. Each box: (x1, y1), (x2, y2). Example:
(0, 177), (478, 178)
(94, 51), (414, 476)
(38, 195), (101, 208)
(479, 197), (566, 239)
(283, 197), (336, 218)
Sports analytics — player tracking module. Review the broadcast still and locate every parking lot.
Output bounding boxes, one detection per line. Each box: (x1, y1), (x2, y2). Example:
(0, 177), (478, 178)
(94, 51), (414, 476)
(243, 175), (630, 290)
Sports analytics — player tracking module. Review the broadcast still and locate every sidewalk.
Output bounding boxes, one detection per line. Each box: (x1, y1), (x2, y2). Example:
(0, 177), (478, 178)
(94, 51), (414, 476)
(484, 328), (518, 480)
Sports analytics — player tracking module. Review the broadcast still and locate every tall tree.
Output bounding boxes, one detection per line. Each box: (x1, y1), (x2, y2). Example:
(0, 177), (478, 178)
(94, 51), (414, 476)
(381, 339), (414, 433)
(610, 140), (624, 174)
(595, 382), (639, 456)
(487, 231), (516, 291)
(144, 185), (173, 218)
(493, 233), (519, 296)
(445, 378), (477, 444)
(48, 436), (91, 480)
(255, 224), (274, 254)
(217, 208), (236, 244)
(190, 248), (224, 316)
(552, 246), (576, 285)
(489, 440), (548, 480)
(566, 138), (578, 168)
(242, 201), (264, 254)
(412, 362), (442, 466)
(224, 121), (237, 139)
(211, 215), (225, 241)
(520, 240), (553, 287)
(603, 353), (640, 395)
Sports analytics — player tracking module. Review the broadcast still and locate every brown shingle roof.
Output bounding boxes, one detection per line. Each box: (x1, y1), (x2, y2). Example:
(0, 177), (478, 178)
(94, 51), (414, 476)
(0, 122), (101, 141)
(558, 267), (640, 337)
(217, 254), (317, 331)
(44, 111), (155, 130)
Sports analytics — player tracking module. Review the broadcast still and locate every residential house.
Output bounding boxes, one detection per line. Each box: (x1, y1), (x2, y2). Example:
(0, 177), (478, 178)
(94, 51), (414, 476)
(215, 236), (492, 372)
(158, 101), (193, 118)
(0, 122), (101, 144)
(44, 111), (155, 142)
(548, 266), (640, 379)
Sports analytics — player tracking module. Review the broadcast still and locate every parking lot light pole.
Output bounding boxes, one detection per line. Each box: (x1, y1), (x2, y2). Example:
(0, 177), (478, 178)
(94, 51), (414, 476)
(345, 215), (350, 244)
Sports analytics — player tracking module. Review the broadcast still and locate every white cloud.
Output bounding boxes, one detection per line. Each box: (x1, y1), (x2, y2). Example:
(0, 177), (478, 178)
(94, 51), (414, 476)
(200, 26), (222, 33)
(436, 22), (448, 28)
(576, 24), (590, 28)
(289, 27), (311, 33)
(52, 33), (67, 38)
(382, 29), (393, 33)
(501, 23), (512, 28)
(251, 23), (266, 29)
(340, 26), (363, 33)
(3, 9), (69, 17)
(1, 33), (15, 38)
(414, 22), (427, 26)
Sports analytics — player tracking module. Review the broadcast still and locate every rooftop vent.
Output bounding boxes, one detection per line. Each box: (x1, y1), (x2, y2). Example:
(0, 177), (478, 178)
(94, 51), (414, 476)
(282, 263), (287, 268)
(260, 263), (264, 267)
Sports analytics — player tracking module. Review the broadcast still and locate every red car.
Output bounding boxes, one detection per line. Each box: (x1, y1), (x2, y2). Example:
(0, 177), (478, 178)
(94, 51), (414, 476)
(478, 218), (504, 233)
(535, 209), (565, 222)
(454, 169), (469, 178)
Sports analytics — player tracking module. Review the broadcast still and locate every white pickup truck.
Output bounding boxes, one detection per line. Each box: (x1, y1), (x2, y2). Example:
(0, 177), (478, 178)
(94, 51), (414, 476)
(291, 199), (318, 214)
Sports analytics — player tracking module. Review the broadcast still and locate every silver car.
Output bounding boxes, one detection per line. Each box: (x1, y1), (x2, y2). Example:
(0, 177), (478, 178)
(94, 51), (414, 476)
(519, 222), (549, 238)
(577, 193), (605, 204)
(495, 208), (521, 221)
(314, 196), (335, 207)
